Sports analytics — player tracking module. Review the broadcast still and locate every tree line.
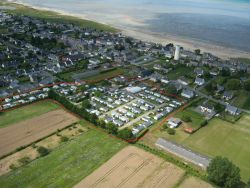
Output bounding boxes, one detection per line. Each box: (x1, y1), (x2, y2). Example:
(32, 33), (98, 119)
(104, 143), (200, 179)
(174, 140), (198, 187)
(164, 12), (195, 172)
(48, 89), (134, 141)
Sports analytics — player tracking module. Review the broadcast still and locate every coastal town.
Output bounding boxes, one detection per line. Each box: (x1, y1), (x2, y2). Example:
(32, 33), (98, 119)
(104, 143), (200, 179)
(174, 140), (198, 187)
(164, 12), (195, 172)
(1, 4), (250, 188)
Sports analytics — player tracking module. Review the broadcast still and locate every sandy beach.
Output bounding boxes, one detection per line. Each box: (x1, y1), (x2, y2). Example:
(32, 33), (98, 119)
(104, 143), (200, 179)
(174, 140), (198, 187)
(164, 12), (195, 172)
(122, 27), (250, 59)
(4, 0), (250, 60)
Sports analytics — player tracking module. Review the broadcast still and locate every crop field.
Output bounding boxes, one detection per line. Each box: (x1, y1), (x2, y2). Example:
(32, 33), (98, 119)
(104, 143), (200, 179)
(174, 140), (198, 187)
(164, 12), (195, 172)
(75, 146), (185, 188)
(0, 100), (60, 128)
(0, 121), (127, 188)
(0, 109), (79, 157)
(0, 124), (87, 176)
(179, 176), (213, 188)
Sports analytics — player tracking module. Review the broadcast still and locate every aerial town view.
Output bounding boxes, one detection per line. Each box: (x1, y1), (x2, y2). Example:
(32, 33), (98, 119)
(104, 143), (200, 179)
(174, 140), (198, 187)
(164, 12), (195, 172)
(0, 0), (250, 188)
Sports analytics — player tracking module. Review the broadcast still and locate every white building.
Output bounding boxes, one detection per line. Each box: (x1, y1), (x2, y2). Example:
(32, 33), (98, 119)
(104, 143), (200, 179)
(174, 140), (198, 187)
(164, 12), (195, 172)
(174, 45), (181, 61)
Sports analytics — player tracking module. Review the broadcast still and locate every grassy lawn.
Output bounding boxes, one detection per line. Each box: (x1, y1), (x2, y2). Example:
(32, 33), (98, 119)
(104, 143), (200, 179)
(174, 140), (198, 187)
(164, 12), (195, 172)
(167, 66), (194, 80)
(84, 68), (124, 83)
(232, 90), (250, 110)
(0, 101), (60, 128)
(1, 2), (117, 32)
(175, 108), (205, 130)
(145, 114), (250, 182)
(182, 116), (250, 182)
(0, 120), (127, 188)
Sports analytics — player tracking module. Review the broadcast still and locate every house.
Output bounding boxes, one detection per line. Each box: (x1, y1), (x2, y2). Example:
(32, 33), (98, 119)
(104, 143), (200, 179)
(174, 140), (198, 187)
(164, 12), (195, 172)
(132, 125), (145, 135)
(194, 68), (204, 76)
(222, 91), (233, 100)
(168, 118), (182, 128)
(181, 89), (194, 99)
(195, 77), (205, 86)
(200, 103), (214, 114)
(177, 77), (189, 86)
(216, 85), (224, 94)
(225, 105), (240, 116)
(113, 119), (124, 127)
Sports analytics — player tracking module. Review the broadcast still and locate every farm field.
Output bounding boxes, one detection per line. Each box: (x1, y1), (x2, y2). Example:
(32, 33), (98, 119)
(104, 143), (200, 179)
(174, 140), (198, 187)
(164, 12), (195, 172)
(144, 115), (250, 182)
(0, 121), (127, 188)
(75, 146), (185, 188)
(0, 109), (79, 157)
(178, 176), (213, 188)
(0, 100), (60, 128)
(0, 124), (87, 176)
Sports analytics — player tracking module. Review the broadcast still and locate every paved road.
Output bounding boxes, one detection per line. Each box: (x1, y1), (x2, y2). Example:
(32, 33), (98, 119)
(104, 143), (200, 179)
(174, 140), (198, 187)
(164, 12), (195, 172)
(183, 84), (250, 114)
(155, 138), (211, 169)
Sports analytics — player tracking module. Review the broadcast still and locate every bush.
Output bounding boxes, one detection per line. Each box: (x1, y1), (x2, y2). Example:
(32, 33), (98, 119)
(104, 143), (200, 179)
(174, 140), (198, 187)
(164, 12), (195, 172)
(37, 146), (50, 157)
(78, 129), (84, 133)
(31, 143), (37, 149)
(18, 156), (31, 165)
(200, 120), (208, 127)
(16, 146), (26, 152)
(60, 136), (69, 142)
(9, 164), (18, 170)
(181, 115), (192, 122)
(167, 128), (176, 135)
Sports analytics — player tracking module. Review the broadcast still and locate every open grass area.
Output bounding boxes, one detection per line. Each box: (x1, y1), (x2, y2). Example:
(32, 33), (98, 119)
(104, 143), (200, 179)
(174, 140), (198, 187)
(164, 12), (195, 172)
(232, 90), (250, 110)
(167, 66), (194, 80)
(0, 120), (127, 188)
(182, 116), (250, 182)
(84, 68), (124, 83)
(0, 2), (117, 32)
(175, 108), (205, 130)
(0, 101), (60, 128)
(144, 114), (250, 182)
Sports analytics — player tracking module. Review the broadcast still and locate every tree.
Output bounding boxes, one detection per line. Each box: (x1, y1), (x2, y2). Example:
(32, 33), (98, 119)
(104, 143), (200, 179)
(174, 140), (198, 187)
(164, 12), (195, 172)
(81, 99), (91, 109)
(244, 80), (250, 92)
(221, 69), (230, 77)
(195, 49), (201, 55)
(225, 79), (241, 90)
(207, 156), (241, 188)
(117, 128), (134, 140)
(106, 123), (118, 135)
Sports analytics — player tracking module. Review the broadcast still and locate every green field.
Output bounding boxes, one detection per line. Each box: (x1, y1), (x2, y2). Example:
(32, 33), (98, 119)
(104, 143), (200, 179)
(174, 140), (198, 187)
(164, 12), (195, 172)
(150, 115), (250, 182)
(232, 90), (250, 110)
(0, 2), (117, 32)
(0, 101), (60, 128)
(167, 66), (194, 80)
(175, 108), (205, 130)
(0, 121), (127, 188)
(84, 68), (124, 82)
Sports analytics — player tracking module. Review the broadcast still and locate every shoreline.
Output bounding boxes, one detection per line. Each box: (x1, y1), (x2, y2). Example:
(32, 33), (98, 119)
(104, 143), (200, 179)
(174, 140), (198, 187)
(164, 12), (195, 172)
(3, 0), (250, 59)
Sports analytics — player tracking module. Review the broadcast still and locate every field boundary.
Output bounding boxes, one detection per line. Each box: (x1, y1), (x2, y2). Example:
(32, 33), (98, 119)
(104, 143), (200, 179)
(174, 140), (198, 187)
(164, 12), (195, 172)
(0, 81), (188, 144)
